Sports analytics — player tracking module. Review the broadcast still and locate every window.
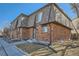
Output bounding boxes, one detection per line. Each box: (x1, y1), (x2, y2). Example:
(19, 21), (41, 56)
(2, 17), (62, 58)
(37, 12), (43, 22)
(61, 16), (66, 25)
(56, 12), (61, 22)
(21, 17), (25, 21)
(66, 20), (69, 27)
(56, 12), (60, 16)
(42, 25), (48, 32)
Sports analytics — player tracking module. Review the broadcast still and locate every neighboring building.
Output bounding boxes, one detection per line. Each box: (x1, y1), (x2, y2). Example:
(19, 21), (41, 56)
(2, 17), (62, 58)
(71, 18), (79, 39)
(2, 27), (10, 38)
(10, 3), (73, 42)
(10, 14), (30, 40)
(0, 30), (3, 37)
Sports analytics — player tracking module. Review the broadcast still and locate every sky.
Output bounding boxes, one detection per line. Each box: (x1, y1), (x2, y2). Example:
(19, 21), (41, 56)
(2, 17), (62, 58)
(0, 3), (77, 30)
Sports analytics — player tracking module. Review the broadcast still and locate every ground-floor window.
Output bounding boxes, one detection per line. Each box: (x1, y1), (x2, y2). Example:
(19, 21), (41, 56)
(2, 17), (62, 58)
(42, 24), (48, 32)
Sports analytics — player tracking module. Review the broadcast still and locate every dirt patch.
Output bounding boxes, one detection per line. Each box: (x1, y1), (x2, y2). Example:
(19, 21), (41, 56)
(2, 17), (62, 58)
(16, 40), (79, 56)
(64, 47), (79, 56)
(16, 43), (45, 53)
(31, 47), (53, 56)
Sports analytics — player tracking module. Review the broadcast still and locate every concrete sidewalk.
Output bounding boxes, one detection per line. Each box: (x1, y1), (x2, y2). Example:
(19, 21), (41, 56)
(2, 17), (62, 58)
(0, 38), (28, 56)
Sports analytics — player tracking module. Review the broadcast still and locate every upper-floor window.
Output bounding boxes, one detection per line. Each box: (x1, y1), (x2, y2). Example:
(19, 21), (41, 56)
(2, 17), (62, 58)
(21, 17), (25, 21)
(56, 12), (60, 16)
(18, 17), (25, 26)
(37, 12), (43, 22)
(56, 12), (61, 21)
(61, 15), (66, 25)
(42, 25), (48, 32)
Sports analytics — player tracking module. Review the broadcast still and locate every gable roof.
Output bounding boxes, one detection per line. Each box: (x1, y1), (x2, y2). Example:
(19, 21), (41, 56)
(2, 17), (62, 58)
(28, 3), (72, 21)
(11, 3), (72, 28)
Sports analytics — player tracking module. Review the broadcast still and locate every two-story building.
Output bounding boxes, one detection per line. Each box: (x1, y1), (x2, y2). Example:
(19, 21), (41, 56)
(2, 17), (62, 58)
(10, 3), (73, 43)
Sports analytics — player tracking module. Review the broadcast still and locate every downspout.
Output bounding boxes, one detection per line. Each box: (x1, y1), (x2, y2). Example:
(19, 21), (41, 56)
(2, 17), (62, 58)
(15, 19), (18, 40)
(48, 4), (53, 45)
(32, 15), (37, 39)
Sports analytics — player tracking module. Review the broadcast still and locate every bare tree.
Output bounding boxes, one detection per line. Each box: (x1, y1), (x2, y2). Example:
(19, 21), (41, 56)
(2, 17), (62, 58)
(69, 3), (79, 40)
(70, 3), (79, 17)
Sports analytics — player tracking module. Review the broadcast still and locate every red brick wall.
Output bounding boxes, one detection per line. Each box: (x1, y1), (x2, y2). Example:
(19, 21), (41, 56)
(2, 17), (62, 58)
(21, 27), (33, 39)
(36, 25), (50, 41)
(11, 28), (19, 40)
(11, 23), (71, 42)
(52, 23), (71, 42)
(11, 27), (33, 40)
(36, 23), (71, 42)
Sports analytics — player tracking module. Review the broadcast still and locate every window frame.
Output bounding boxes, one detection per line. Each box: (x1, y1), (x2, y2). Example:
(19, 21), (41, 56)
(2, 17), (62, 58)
(55, 12), (61, 22)
(42, 25), (48, 32)
(37, 12), (43, 23)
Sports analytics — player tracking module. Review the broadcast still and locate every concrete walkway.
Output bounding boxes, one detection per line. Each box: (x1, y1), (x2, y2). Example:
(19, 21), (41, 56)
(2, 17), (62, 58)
(12, 39), (49, 46)
(0, 43), (7, 56)
(0, 38), (28, 56)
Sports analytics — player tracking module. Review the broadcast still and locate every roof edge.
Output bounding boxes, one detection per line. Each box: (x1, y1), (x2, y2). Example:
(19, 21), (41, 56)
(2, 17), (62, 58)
(11, 13), (29, 24)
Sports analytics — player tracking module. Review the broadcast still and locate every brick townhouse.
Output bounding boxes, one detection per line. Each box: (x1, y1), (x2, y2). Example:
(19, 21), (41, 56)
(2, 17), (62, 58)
(10, 3), (73, 42)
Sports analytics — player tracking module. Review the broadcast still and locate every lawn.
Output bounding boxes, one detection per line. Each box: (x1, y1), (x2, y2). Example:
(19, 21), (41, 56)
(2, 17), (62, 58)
(16, 40), (79, 56)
